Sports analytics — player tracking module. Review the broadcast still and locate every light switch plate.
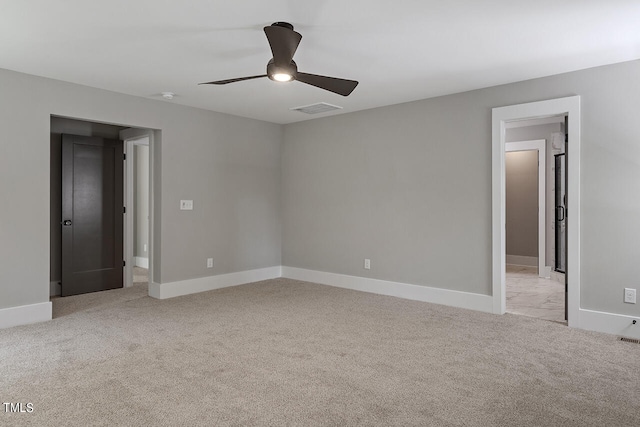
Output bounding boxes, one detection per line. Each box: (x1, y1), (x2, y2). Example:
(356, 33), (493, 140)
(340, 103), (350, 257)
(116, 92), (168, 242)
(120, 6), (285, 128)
(180, 200), (193, 210)
(624, 288), (636, 304)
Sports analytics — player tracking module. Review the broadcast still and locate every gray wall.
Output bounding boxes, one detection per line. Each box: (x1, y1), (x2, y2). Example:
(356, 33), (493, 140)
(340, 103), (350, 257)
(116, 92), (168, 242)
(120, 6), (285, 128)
(135, 144), (150, 260)
(282, 98), (493, 294)
(3, 59), (640, 321)
(505, 151), (538, 258)
(49, 117), (127, 285)
(0, 67), (282, 310)
(282, 59), (640, 317)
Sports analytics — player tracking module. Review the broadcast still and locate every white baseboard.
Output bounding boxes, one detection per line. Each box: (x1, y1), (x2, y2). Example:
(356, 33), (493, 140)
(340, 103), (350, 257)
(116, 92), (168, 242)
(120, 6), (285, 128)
(134, 257), (149, 269)
(282, 266), (494, 313)
(7, 268), (637, 340)
(0, 302), (52, 329)
(148, 266), (282, 299)
(506, 255), (538, 267)
(578, 308), (640, 339)
(50, 281), (61, 297)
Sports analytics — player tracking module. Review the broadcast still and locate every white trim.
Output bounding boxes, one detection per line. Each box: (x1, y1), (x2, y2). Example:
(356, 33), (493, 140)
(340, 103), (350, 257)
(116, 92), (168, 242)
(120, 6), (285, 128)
(0, 302), (52, 329)
(505, 255), (538, 267)
(506, 139), (546, 277)
(578, 309), (640, 339)
(504, 115), (565, 129)
(134, 257), (149, 269)
(282, 267), (494, 313)
(50, 281), (61, 297)
(148, 266), (282, 299)
(492, 96), (580, 328)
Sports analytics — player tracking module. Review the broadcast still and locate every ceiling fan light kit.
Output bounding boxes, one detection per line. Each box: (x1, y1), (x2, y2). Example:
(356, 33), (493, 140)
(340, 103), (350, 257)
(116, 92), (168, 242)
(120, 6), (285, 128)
(267, 59), (297, 82)
(200, 22), (358, 96)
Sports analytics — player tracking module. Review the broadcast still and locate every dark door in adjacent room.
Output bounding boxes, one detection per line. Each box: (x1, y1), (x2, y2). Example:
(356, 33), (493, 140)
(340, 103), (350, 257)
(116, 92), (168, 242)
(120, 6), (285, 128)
(61, 134), (124, 296)
(554, 153), (566, 274)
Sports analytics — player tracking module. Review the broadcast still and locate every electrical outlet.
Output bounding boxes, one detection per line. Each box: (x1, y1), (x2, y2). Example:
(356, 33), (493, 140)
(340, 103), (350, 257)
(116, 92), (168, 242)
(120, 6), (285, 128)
(364, 259), (371, 270)
(207, 258), (214, 268)
(624, 288), (636, 304)
(143, 243), (147, 253)
(180, 200), (193, 210)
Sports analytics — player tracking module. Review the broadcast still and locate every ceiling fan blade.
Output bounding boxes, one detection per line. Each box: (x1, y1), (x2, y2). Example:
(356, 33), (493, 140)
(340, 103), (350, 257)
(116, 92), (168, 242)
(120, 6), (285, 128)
(296, 72), (359, 96)
(199, 75), (267, 85)
(264, 24), (302, 65)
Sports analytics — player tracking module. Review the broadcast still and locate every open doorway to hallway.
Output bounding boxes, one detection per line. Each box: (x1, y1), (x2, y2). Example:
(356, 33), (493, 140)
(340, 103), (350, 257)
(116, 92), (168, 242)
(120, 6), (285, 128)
(504, 116), (567, 323)
(126, 139), (151, 289)
(492, 96), (580, 327)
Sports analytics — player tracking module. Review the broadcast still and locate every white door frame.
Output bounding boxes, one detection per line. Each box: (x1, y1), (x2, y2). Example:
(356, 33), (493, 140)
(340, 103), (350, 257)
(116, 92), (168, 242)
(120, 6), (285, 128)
(492, 96), (580, 327)
(505, 139), (546, 277)
(120, 128), (154, 288)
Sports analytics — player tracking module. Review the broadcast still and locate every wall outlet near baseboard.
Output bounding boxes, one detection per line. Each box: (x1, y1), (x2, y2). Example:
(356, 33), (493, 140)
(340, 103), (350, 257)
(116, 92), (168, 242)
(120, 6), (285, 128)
(207, 258), (214, 268)
(624, 288), (636, 304)
(364, 259), (371, 270)
(180, 200), (193, 210)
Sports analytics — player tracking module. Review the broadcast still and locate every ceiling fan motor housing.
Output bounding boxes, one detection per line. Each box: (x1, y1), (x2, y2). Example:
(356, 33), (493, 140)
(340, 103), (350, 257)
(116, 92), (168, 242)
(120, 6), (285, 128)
(271, 22), (294, 31)
(267, 59), (298, 81)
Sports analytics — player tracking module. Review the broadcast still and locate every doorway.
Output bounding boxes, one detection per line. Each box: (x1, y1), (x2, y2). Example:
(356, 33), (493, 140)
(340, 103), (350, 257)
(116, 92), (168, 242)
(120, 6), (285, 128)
(50, 117), (155, 298)
(504, 136), (566, 322)
(491, 96), (581, 327)
(120, 127), (155, 288)
(50, 117), (127, 297)
(124, 136), (151, 288)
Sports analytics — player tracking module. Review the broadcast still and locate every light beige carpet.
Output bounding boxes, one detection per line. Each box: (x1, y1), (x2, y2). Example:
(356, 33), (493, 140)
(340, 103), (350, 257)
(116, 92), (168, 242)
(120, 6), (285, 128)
(1, 278), (639, 426)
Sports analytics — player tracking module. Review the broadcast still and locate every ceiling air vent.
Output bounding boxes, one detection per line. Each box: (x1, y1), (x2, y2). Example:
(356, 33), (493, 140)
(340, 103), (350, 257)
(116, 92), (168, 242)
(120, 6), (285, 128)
(290, 102), (343, 115)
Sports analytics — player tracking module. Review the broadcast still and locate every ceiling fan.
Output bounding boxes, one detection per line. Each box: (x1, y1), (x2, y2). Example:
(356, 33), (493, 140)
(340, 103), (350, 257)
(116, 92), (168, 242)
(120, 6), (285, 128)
(200, 22), (359, 96)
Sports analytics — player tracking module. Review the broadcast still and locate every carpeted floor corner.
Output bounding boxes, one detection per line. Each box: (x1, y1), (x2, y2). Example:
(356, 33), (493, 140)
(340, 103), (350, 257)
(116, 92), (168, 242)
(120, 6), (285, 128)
(1, 278), (639, 426)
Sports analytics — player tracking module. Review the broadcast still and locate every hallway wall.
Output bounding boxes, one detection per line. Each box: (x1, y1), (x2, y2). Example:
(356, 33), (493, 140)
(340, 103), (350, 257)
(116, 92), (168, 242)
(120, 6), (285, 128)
(505, 150), (539, 264)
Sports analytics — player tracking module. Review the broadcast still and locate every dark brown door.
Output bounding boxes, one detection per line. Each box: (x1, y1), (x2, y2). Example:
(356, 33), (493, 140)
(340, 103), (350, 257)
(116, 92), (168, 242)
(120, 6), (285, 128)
(61, 134), (124, 296)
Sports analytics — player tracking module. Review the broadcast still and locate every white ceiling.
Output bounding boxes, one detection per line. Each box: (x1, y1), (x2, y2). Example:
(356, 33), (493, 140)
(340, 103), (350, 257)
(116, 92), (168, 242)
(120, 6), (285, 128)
(1, 1), (639, 124)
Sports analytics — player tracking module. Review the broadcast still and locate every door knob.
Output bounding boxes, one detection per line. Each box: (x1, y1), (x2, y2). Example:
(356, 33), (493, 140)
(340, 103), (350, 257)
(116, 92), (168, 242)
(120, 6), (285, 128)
(62, 220), (72, 226)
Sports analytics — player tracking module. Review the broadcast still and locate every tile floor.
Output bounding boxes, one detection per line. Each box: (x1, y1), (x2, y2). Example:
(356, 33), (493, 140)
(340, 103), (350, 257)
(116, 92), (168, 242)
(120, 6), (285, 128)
(133, 266), (149, 285)
(506, 264), (566, 324)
